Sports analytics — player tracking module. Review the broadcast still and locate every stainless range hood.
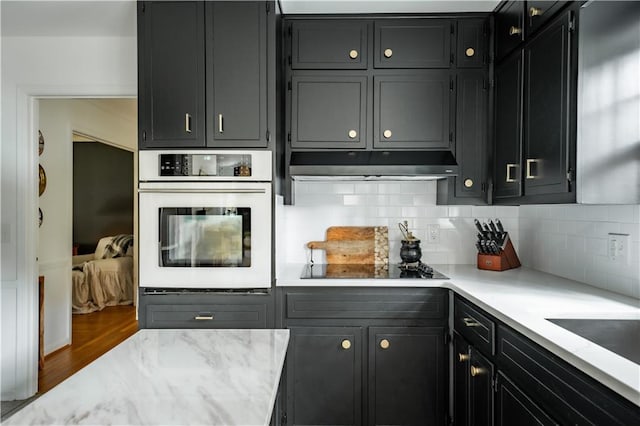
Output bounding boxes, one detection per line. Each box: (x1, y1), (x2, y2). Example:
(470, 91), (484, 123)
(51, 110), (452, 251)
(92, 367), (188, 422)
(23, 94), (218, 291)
(289, 151), (458, 180)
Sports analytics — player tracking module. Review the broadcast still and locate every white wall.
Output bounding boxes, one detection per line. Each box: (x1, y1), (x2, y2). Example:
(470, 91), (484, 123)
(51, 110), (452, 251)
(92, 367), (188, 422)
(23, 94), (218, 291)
(1, 35), (136, 400)
(38, 99), (136, 355)
(277, 183), (640, 299)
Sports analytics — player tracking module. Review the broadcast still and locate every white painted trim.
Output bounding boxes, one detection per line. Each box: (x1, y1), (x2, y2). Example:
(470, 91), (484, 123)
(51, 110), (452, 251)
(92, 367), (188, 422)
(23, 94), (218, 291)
(17, 84), (136, 399)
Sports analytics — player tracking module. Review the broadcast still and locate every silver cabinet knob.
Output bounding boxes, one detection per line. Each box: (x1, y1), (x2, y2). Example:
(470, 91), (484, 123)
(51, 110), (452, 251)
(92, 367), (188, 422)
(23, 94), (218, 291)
(349, 49), (358, 59)
(383, 129), (392, 139)
(348, 130), (357, 139)
(384, 48), (393, 58)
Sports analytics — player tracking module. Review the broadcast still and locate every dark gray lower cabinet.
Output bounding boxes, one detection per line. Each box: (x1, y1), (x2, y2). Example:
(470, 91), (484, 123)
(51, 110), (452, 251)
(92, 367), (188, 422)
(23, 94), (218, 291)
(287, 327), (362, 426)
(369, 327), (445, 426)
(453, 334), (470, 426)
(278, 287), (448, 425)
(469, 348), (494, 426)
(495, 371), (557, 426)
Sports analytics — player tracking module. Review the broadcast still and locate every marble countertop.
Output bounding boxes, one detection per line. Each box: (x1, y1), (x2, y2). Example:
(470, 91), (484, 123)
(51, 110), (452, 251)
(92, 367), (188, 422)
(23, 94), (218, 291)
(5, 329), (290, 426)
(278, 263), (640, 406)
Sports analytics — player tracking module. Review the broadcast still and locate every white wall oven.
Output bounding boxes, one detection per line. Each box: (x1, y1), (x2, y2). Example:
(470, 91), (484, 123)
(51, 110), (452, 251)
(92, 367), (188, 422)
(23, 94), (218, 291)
(139, 150), (272, 289)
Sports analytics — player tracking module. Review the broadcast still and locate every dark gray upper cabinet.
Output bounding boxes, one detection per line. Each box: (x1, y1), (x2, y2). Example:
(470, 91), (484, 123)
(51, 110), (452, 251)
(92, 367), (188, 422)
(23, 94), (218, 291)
(291, 20), (368, 69)
(138, 1), (206, 148)
(493, 50), (524, 200)
(374, 72), (451, 149)
(374, 19), (452, 68)
(138, 1), (272, 150)
(495, 1), (525, 62)
(206, 1), (268, 147)
(286, 326), (363, 426)
(457, 19), (488, 68)
(523, 11), (572, 197)
(369, 326), (446, 426)
(290, 75), (367, 149)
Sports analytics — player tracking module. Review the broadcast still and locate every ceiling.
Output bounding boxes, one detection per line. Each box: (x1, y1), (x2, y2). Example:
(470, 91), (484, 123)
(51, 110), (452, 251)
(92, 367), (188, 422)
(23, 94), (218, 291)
(1, 0), (500, 38)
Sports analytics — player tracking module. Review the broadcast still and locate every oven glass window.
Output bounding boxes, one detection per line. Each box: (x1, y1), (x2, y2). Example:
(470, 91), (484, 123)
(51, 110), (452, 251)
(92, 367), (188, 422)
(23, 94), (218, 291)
(159, 207), (251, 267)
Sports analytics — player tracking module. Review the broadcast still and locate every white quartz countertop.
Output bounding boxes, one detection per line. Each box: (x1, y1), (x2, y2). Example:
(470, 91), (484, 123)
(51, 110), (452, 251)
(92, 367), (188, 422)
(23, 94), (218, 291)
(5, 329), (290, 426)
(278, 263), (640, 406)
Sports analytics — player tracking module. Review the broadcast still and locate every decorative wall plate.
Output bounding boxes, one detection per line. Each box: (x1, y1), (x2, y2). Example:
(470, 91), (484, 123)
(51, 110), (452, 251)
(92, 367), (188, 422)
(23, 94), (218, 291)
(38, 130), (45, 156)
(39, 208), (43, 227)
(39, 164), (47, 196)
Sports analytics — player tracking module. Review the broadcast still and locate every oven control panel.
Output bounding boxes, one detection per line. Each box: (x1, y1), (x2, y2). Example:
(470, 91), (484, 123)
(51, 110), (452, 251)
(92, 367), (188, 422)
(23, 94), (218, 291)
(159, 154), (252, 177)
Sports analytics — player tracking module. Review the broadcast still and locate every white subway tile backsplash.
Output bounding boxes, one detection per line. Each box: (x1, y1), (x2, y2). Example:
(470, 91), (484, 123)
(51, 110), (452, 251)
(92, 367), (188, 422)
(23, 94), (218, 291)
(388, 194), (414, 206)
(495, 206), (519, 218)
(607, 205), (637, 223)
(377, 182), (403, 194)
(413, 195), (437, 206)
(354, 183), (379, 194)
(448, 206), (473, 217)
(401, 206), (424, 217)
(472, 206), (496, 219)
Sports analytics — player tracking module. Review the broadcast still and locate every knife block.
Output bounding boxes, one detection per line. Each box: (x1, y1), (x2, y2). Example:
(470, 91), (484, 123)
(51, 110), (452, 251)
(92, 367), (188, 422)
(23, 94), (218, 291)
(477, 234), (521, 271)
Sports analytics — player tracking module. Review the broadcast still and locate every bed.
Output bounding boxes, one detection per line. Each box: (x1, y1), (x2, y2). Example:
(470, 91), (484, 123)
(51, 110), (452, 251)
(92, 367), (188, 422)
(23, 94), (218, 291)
(72, 235), (134, 314)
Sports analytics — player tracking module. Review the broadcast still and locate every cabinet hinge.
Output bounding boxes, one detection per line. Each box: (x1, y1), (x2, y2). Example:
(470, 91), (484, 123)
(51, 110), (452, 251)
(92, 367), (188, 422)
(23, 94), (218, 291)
(450, 53), (455, 65)
(281, 412), (287, 425)
(266, 130), (271, 143)
(491, 376), (499, 393)
(287, 133), (291, 142)
(450, 23), (455, 34)
(288, 55), (292, 65)
(142, 130), (147, 141)
(288, 25), (292, 36)
(444, 332), (451, 345)
(287, 80), (292, 90)
(566, 167), (574, 183)
(481, 182), (487, 193)
(450, 78), (454, 91)
(490, 79), (495, 89)
(483, 79), (488, 90)
(449, 132), (454, 143)
(141, 2), (145, 13)
(266, 2), (271, 13)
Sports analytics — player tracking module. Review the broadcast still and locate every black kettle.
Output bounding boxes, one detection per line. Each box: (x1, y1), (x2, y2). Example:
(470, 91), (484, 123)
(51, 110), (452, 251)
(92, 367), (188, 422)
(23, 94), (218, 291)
(398, 221), (422, 263)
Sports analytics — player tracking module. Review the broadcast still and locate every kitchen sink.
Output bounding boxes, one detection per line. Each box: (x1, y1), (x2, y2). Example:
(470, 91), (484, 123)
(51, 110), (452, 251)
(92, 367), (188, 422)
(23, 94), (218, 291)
(546, 319), (640, 365)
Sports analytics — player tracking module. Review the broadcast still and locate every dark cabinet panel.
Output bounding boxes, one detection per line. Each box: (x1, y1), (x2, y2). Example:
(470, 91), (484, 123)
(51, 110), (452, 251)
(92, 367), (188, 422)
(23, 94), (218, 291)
(454, 70), (488, 199)
(375, 19), (452, 68)
(286, 326), (362, 426)
(469, 348), (494, 426)
(457, 19), (487, 68)
(369, 327), (446, 426)
(290, 75), (367, 149)
(523, 12), (572, 197)
(138, 1), (205, 148)
(206, 1), (267, 147)
(526, 1), (567, 35)
(495, 1), (525, 62)
(374, 72), (451, 149)
(495, 371), (558, 426)
(453, 334), (470, 426)
(291, 20), (368, 70)
(493, 50), (524, 199)
(454, 297), (496, 356)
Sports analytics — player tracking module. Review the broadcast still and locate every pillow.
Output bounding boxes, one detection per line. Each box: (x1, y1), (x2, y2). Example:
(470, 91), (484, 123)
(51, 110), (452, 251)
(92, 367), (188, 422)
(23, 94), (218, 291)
(94, 236), (113, 260)
(101, 234), (134, 259)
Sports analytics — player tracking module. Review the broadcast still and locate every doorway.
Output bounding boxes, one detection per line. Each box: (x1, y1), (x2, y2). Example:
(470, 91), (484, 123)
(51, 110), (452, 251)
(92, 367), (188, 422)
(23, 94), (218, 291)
(36, 98), (138, 392)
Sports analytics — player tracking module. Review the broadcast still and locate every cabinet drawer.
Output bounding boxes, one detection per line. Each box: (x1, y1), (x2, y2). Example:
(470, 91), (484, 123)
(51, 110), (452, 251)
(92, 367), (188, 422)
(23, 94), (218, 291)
(291, 20), (368, 69)
(375, 19), (452, 68)
(145, 303), (267, 329)
(286, 288), (447, 319)
(497, 325), (640, 425)
(454, 297), (495, 356)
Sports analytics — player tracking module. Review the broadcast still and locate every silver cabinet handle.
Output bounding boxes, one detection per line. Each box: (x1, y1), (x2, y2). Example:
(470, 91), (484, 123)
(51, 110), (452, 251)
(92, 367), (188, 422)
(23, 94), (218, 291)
(506, 163), (517, 183)
(526, 159), (538, 179)
(218, 114), (224, 133)
(195, 315), (214, 320)
(185, 113), (192, 133)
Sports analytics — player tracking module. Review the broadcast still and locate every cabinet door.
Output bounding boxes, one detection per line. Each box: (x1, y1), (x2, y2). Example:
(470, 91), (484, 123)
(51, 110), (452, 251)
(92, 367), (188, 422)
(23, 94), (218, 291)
(374, 72), (451, 149)
(453, 334), (470, 426)
(469, 348), (494, 426)
(457, 19), (488, 68)
(206, 1), (267, 147)
(291, 20), (368, 70)
(495, 372), (558, 426)
(291, 76), (367, 149)
(523, 11), (573, 197)
(495, 1), (525, 62)
(454, 70), (488, 199)
(138, 1), (205, 149)
(286, 327), (362, 426)
(493, 50), (524, 199)
(369, 326), (446, 426)
(375, 19), (452, 68)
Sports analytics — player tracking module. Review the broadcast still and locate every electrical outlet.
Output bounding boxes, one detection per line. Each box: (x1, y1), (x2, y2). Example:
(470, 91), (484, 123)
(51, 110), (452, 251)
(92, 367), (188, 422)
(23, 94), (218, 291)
(427, 224), (440, 243)
(607, 233), (630, 263)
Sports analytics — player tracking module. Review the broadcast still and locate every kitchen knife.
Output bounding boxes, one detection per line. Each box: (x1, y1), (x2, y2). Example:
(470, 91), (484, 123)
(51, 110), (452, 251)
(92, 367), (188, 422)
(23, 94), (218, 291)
(490, 241), (500, 254)
(480, 240), (488, 254)
(476, 241), (483, 254)
(474, 219), (485, 234)
(489, 220), (498, 234)
(482, 222), (491, 234)
(495, 219), (505, 234)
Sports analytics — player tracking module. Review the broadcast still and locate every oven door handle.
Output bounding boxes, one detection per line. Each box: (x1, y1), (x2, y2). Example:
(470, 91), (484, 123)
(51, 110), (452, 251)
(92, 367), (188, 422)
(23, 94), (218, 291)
(138, 188), (267, 194)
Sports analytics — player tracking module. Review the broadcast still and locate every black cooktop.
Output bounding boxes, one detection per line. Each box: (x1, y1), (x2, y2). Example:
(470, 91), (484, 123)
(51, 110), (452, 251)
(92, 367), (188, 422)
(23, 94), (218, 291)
(301, 263), (449, 280)
(547, 318), (640, 365)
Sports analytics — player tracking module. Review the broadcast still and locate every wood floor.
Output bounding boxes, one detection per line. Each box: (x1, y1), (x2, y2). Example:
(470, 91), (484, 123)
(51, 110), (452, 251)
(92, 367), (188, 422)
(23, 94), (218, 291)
(38, 305), (138, 394)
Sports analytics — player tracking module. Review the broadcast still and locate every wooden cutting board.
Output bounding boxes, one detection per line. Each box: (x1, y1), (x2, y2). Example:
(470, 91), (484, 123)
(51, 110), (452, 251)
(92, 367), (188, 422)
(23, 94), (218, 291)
(307, 226), (389, 264)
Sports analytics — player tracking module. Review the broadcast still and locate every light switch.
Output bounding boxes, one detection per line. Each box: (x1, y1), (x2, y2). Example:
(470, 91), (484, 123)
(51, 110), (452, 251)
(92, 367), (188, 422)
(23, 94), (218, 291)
(607, 233), (630, 263)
